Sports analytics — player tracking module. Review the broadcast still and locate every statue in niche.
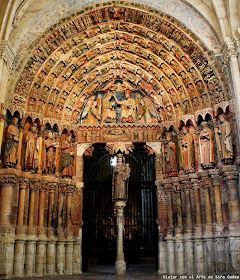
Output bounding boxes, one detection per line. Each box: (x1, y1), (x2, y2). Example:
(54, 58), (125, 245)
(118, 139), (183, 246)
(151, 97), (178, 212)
(60, 134), (74, 178)
(215, 114), (233, 163)
(44, 130), (58, 175)
(112, 154), (131, 202)
(114, 89), (137, 123)
(4, 117), (19, 168)
(164, 132), (178, 176)
(24, 123), (39, 172)
(102, 90), (117, 123)
(199, 122), (216, 168)
(180, 126), (195, 173)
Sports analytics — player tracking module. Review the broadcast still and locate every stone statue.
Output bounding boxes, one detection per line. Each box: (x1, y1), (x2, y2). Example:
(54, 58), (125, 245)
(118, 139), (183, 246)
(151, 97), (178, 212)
(164, 132), (178, 176)
(112, 154), (131, 202)
(60, 134), (74, 178)
(24, 123), (39, 172)
(4, 117), (20, 168)
(215, 114), (233, 163)
(102, 90), (117, 123)
(82, 95), (101, 124)
(44, 130), (58, 175)
(114, 89), (137, 123)
(180, 126), (195, 173)
(199, 122), (216, 168)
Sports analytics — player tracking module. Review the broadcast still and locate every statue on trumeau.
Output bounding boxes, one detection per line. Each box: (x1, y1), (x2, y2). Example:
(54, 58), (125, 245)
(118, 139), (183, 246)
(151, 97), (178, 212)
(180, 126), (195, 173)
(4, 117), (19, 168)
(199, 121), (216, 168)
(215, 114), (233, 163)
(164, 132), (178, 176)
(112, 154), (131, 202)
(24, 123), (39, 172)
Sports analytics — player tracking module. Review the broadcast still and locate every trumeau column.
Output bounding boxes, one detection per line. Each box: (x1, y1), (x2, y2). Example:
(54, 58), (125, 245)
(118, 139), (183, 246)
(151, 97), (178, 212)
(0, 40), (15, 103)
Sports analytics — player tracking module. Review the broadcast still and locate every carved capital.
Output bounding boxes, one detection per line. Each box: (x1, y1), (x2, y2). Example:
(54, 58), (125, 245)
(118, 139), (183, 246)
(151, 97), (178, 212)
(66, 184), (76, 195)
(209, 169), (220, 186)
(0, 174), (17, 187)
(39, 181), (48, 192)
(222, 39), (238, 63)
(48, 182), (57, 192)
(220, 165), (239, 182)
(19, 178), (29, 189)
(29, 179), (40, 191)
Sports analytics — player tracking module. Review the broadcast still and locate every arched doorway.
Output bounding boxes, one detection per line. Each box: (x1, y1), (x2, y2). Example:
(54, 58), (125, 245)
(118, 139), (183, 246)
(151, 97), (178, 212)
(82, 143), (157, 271)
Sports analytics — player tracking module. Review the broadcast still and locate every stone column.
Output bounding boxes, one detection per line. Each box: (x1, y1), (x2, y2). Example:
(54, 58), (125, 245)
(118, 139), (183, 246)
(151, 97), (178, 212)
(66, 184), (75, 236)
(173, 178), (184, 275)
(35, 182), (47, 276)
(13, 239), (25, 277)
(14, 178), (29, 277)
(73, 182), (84, 275)
(56, 241), (65, 275)
(182, 175), (194, 275)
(27, 180), (38, 233)
(191, 176), (205, 274)
(115, 201), (126, 275)
(16, 178), (29, 231)
(65, 241), (74, 275)
(0, 174), (17, 226)
(156, 183), (167, 274)
(25, 180), (38, 277)
(199, 172), (215, 275)
(38, 182), (47, 234)
(164, 181), (175, 275)
(47, 182), (57, 235)
(57, 184), (65, 237)
(221, 165), (240, 273)
(46, 241), (56, 275)
(15, 121), (24, 171)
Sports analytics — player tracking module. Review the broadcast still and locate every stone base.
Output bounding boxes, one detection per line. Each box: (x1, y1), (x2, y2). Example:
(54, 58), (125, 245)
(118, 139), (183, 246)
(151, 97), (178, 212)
(115, 260), (126, 275)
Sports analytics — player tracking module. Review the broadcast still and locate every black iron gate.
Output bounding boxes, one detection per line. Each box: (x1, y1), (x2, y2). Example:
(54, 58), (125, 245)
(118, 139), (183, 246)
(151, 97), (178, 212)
(82, 143), (157, 269)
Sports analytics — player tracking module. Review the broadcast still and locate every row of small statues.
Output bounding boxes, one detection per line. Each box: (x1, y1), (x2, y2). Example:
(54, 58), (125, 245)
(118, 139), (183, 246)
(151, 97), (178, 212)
(3, 118), (75, 177)
(162, 115), (234, 175)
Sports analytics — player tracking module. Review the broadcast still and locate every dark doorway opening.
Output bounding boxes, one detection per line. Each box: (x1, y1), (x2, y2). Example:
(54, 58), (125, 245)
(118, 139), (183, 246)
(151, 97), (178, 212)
(82, 143), (158, 271)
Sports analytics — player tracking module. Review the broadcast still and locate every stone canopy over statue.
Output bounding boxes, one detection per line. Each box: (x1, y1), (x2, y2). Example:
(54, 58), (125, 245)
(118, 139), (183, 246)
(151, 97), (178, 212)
(80, 80), (159, 124)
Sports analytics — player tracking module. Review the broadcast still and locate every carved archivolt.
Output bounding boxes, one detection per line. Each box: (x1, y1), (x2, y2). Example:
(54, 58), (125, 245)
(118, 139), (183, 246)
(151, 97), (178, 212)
(7, 4), (229, 125)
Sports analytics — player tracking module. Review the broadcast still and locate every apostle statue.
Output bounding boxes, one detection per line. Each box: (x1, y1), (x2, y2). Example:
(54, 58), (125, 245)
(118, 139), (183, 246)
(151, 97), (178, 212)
(44, 130), (58, 175)
(164, 132), (178, 176)
(60, 134), (74, 178)
(180, 126), (195, 173)
(24, 123), (39, 172)
(199, 121), (216, 168)
(112, 154), (131, 202)
(4, 117), (20, 168)
(215, 114), (233, 163)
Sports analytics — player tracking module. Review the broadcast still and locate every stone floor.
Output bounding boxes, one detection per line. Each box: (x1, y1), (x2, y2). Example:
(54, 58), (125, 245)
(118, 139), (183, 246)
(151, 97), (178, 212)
(14, 264), (165, 280)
